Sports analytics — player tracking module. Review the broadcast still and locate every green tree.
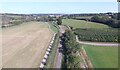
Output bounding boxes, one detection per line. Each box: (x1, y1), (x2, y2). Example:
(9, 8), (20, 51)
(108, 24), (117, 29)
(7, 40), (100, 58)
(62, 30), (81, 68)
(57, 18), (62, 25)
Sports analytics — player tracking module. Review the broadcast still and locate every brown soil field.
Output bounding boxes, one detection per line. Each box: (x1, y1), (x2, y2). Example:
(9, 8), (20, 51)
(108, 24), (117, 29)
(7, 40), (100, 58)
(2, 21), (53, 68)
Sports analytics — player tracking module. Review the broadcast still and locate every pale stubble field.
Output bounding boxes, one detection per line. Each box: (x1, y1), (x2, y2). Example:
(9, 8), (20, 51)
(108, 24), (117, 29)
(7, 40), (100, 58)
(2, 21), (53, 68)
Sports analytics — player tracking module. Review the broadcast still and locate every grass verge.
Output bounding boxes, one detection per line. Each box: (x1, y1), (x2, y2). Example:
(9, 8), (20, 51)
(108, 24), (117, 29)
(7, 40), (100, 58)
(83, 45), (118, 68)
(49, 22), (58, 33)
(44, 32), (60, 68)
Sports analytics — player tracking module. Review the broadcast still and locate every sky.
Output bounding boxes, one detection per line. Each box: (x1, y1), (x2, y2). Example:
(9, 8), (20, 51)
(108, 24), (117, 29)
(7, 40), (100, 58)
(0, 2), (118, 14)
(0, 0), (117, 2)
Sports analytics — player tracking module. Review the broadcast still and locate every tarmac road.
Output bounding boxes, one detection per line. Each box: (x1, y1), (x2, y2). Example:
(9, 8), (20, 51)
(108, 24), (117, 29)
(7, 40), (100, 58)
(55, 25), (67, 68)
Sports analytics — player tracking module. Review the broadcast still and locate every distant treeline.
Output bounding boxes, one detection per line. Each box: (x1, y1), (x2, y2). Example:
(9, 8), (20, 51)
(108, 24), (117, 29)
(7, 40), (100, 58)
(63, 13), (120, 28)
(90, 13), (119, 28)
(62, 30), (80, 68)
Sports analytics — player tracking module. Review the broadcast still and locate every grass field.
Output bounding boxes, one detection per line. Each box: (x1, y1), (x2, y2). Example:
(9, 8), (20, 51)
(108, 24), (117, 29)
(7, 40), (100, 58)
(49, 22), (58, 33)
(2, 21), (53, 68)
(62, 19), (109, 28)
(44, 32), (59, 68)
(74, 16), (92, 19)
(83, 45), (118, 68)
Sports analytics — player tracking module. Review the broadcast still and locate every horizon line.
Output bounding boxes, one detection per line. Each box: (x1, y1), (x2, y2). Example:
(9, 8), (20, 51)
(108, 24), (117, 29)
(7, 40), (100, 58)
(0, 12), (118, 15)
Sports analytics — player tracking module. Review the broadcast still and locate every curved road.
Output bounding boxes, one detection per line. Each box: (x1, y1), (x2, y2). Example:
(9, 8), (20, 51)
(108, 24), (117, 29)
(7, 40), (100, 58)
(76, 35), (119, 47)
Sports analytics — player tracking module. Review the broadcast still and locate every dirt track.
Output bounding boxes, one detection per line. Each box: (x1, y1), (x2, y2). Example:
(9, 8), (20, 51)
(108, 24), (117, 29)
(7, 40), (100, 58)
(2, 21), (53, 68)
(76, 35), (119, 47)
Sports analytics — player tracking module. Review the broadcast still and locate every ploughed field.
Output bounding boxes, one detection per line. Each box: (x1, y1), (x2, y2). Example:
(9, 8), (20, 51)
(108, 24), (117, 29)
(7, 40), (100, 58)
(83, 45), (118, 68)
(2, 21), (53, 68)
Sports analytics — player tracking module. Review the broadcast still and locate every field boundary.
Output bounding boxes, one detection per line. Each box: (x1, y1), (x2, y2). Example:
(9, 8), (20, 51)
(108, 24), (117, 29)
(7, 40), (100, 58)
(42, 32), (60, 68)
(63, 25), (71, 30)
(80, 47), (93, 68)
(48, 22), (59, 33)
(49, 23), (54, 33)
(2, 21), (53, 68)
(39, 33), (57, 68)
(76, 35), (119, 47)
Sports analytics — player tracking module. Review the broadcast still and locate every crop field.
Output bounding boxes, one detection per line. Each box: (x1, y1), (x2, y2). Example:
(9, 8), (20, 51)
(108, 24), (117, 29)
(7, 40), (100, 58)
(62, 19), (109, 28)
(83, 45), (118, 68)
(49, 22), (58, 33)
(2, 21), (53, 68)
(73, 16), (92, 19)
(74, 28), (118, 42)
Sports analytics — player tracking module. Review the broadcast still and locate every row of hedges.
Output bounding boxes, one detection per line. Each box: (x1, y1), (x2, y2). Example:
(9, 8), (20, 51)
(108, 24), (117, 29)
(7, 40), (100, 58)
(2, 20), (23, 28)
(91, 15), (119, 28)
(62, 30), (81, 68)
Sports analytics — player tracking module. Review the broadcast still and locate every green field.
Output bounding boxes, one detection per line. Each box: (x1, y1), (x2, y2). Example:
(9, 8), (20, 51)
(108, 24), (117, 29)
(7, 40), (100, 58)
(62, 19), (109, 28)
(73, 16), (92, 19)
(83, 45), (118, 68)
(74, 28), (118, 42)
(44, 32), (60, 68)
(49, 22), (58, 33)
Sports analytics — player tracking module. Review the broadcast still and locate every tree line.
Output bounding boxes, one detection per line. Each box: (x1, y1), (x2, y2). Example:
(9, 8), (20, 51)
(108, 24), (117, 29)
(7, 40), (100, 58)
(63, 13), (119, 28)
(91, 14), (119, 28)
(62, 30), (81, 68)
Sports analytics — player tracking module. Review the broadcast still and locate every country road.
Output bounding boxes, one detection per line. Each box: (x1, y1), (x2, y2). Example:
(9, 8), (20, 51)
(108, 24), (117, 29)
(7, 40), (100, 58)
(54, 25), (119, 68)
(76, 35), (119, 47)
(55, 25), (68, 68)
(55, 41), (62, 68)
